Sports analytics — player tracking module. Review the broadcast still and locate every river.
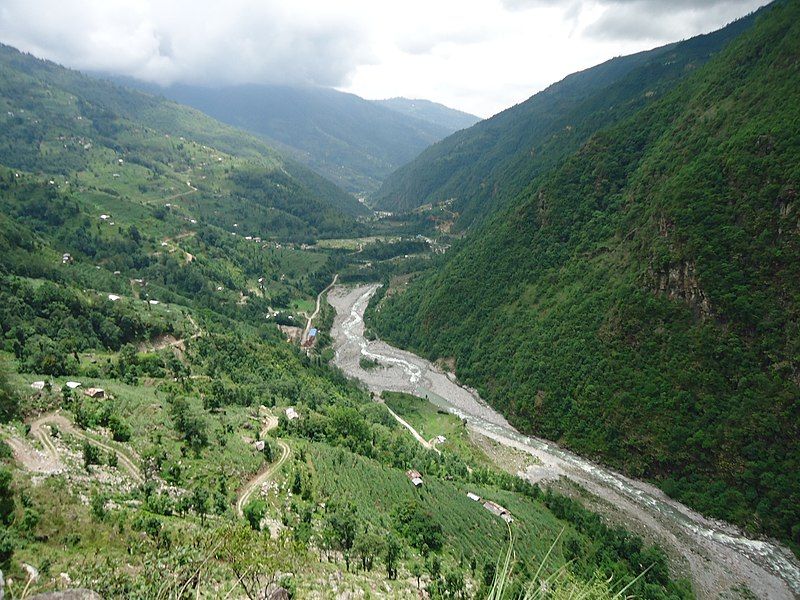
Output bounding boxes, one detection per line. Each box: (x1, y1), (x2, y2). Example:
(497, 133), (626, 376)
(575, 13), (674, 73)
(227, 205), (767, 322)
(328, 283), (800, 600)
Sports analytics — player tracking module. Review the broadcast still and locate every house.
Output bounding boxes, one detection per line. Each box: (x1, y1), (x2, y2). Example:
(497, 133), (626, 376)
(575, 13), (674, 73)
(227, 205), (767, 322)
(483, 500), (513, 523)
(30, 381), (46, 391)
(467, 492), (481, 502)
(254, 440), (266, 452)
(308, 328), (318, 339)
(406, 469), (423, 487)
(83, 387), (105, 399)
(65, 381), (82, 390)
(435, 435), (447, 444)
(285, 407), (299, 421)
(61, 253), (72, 264)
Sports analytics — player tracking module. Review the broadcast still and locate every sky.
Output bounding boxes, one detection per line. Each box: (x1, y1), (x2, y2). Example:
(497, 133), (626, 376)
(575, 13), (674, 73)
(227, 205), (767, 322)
(0, 0), (770, 117)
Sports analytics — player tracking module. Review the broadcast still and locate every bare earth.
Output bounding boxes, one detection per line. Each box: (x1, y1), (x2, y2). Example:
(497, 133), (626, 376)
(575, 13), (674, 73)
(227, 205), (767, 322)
(329, 283), (800, 600)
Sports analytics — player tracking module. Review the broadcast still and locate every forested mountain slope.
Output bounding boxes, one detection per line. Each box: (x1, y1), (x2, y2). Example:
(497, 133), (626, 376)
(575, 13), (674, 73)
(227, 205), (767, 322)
(125, 81), (461, 194)
(373, 97), (480, 132)
(371, 0), (800, 554)
(372, 7), (763, 226)
(0, 43), (368, 229)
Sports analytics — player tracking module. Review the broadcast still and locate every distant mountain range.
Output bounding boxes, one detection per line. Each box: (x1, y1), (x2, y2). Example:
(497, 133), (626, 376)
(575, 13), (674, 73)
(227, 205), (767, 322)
(373, 97), (480, 132)
(116, 80), (479, 194)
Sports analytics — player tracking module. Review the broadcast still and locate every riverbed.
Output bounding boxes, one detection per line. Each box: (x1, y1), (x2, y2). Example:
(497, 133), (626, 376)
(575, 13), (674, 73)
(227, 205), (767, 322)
(329, 283), (800, 600)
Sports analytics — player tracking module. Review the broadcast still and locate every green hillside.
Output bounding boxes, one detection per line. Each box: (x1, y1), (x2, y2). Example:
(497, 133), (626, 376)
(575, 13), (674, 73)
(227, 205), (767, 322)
(0, 44), (368, 228)
(371, 7), (763, 227)
(0, 42), (692, 598)
(370, 0), (800, 554)
(124, 81), (461, 195)
(373, 97), (480, 132)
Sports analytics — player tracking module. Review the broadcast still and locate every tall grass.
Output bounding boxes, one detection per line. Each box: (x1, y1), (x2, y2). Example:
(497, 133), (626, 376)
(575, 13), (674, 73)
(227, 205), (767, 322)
(486, 525), (652, 600)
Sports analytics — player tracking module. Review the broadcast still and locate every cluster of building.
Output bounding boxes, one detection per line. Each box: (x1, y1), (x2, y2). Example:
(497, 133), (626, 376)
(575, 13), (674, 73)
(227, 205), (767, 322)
(466, 492), (513, 523)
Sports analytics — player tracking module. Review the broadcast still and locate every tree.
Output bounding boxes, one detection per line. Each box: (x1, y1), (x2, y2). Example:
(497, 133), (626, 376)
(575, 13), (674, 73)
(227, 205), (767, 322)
(0, 368), (19, 422)
(243, 498), (266, 531)
(326, 502), (358, 571)
(410, 560), (423, 588)
(384, 534), (402, 580)
(82, 441), (101, 469)
(191, 486), (210, 524)
(0, 468), (14, 525)
(353, 530), (384, 571)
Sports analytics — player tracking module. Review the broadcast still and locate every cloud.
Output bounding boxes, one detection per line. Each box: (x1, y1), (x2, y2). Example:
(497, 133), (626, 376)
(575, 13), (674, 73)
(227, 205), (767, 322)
(0, 0), (375, 87)
(500, 0), (767, 40)
(0, 0), (772, 116)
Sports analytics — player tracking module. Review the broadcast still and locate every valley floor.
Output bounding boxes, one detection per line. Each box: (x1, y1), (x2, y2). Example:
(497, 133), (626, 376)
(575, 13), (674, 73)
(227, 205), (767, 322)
(328, 284), (800, 600)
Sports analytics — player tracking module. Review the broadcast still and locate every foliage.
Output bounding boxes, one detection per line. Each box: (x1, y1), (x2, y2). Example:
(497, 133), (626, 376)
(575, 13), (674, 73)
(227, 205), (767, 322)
(372, 6), (765, 228)
(371, 2), (800, 552)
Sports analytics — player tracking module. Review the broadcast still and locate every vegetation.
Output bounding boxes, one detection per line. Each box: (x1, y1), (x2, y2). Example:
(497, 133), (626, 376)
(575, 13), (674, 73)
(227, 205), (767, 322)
(370, 2), (800, 554)
(133, 81), (470, 194)
(372, 6), (765, 228)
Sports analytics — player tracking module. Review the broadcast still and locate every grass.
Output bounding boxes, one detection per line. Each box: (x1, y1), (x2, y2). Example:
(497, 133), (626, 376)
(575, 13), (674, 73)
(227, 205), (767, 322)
(382, 391), (495, 468)
(308, 442), (568, 569)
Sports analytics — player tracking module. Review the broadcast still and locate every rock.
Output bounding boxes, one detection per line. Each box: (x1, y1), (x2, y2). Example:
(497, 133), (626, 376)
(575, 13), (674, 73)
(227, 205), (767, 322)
(29, 591), (102, 600)
(267, 587), (290, 600)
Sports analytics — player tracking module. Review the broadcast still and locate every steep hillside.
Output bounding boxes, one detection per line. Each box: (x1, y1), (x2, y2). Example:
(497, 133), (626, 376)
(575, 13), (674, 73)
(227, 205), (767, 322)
(372, 7), (763, 226)
(371, 0), (800, 554)
(0, 43), (368, 229)
(126, 82), (459, 194)
(373, 97), (480, 132)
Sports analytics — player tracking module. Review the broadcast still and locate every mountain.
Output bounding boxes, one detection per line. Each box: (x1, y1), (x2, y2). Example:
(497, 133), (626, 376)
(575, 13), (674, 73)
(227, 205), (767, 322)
(122, 82), (463, 194)
(370, 0), (800, 554)
(0, 48), (689, 600)
(372, 7), (764, 225)
(0, 44), (369, 237)
(373, 97), (480, 132)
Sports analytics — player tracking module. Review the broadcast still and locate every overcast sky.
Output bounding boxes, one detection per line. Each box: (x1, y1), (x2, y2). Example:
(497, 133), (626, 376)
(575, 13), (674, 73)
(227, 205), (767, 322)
(0, 0), (769, 117)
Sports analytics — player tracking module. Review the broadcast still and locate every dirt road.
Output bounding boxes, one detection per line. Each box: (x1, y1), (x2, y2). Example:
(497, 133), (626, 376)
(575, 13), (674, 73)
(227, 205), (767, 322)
(374, 394), (440, 455)
(302, 274), (339, 344)
(30, 413), (144, 484)
(235, 416), (290, 517)
(328, 283), (800, 600)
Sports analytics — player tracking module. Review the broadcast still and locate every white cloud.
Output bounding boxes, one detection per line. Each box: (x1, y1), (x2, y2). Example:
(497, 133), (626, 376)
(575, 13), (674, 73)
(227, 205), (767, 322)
(0, 0), (770, 117)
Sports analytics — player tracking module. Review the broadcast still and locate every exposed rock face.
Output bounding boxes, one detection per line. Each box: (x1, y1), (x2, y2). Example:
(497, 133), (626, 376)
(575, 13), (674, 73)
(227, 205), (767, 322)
(653, 260), (712, 319)
(28, 591), (102, 600)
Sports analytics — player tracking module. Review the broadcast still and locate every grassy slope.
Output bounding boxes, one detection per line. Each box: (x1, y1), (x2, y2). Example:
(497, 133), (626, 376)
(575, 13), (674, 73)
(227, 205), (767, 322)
(371, 1), (800, 552)
(372, 7), (761, 227)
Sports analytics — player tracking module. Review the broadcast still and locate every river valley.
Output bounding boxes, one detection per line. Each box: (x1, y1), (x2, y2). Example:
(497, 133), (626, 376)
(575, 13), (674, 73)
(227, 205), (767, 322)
(329, 283), (800, 600)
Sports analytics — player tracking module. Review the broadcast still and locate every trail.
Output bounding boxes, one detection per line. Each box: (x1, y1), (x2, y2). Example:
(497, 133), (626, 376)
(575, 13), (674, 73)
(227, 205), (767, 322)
(160, 230), (197, 264)
(235, 416), (290, 517)
(374, 394), (440, 455)
(328, 283), (800, 600)
(301, 274), (339, 344)
(3, 433), (63, 473)
(30, 412), (144, 484)
(140, 313), (202, 352)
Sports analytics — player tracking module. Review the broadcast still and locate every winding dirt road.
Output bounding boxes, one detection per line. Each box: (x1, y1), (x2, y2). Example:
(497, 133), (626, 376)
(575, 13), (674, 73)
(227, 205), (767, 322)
(235, 416), (290, 517)
(30, 412), (144, 484)
(329, 284), (800, 600)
